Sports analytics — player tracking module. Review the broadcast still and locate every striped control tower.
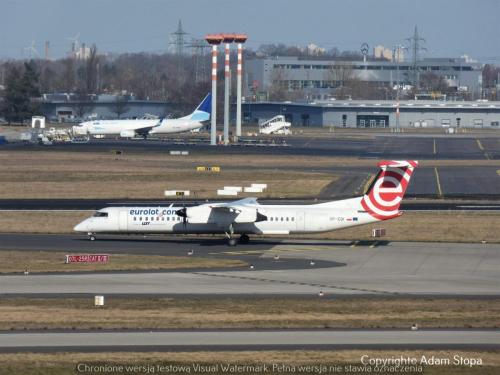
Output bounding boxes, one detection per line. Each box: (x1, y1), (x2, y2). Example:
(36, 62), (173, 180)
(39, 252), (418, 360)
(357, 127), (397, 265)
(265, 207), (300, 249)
(222, 34), (235, 145)
(234, 34), (248, 138)
(205, 34), (224, 146)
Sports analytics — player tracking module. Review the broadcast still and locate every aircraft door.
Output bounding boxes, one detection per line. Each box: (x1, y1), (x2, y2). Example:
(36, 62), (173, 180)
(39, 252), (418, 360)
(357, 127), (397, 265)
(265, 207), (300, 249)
(296, 211), (305, 232)
(118, 211), (128, 231)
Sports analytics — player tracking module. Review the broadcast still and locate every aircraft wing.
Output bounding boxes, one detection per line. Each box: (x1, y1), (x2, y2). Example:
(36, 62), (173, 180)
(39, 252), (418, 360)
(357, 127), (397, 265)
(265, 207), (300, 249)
(209, 197), (258, 208)
(132, 119), (163, 137)
(185, 198), (265, 224)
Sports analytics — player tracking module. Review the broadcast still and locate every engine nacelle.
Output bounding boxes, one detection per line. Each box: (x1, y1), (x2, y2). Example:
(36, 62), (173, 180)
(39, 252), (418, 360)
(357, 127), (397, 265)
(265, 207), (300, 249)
(120, 129), (136, 138)
(185, 206), (213, 224)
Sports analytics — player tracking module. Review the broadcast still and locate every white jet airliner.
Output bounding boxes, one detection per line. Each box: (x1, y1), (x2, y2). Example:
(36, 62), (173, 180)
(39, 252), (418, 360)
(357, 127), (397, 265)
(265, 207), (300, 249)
(74, 160), (418, 246)
(72, 94), (211, 139)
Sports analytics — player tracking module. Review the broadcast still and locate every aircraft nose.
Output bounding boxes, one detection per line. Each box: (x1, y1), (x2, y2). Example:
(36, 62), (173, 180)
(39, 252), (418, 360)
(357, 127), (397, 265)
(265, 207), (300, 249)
(73, 220), (88, 232)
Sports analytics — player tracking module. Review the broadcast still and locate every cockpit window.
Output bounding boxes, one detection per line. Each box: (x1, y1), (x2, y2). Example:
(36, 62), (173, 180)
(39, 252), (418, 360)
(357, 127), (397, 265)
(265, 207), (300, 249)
(93, 211), (108, 218)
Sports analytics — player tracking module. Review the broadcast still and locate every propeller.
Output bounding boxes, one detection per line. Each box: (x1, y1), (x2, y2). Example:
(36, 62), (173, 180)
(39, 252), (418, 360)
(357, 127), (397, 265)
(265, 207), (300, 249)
(175, 206), (188, 227)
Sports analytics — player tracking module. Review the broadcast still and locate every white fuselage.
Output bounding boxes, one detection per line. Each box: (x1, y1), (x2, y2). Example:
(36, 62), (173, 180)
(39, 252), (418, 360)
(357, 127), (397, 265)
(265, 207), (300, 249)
(73, 118), (203, 137)
(74, 198), (378, 236)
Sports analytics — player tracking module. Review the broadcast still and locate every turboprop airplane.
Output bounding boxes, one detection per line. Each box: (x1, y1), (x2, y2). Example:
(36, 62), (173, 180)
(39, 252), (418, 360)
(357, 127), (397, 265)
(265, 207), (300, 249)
(74, 160), (418, 246)
(72, 93), (211, 139)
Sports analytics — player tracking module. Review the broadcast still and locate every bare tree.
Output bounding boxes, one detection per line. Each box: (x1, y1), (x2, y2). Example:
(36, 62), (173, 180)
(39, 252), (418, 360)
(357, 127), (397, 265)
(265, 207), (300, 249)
(110, 95), (130, 119)
(325, 64), (354, 89)
(268, 68), (289, 101)
(73, 90), (94, 119)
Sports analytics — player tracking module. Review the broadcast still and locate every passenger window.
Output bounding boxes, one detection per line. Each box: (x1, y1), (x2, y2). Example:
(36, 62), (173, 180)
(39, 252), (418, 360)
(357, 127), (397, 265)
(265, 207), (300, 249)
(281, 217), (283, 221)
(292, 217), (295, 221)
(133, 217), (136, 221)
(286, 217), (289, 221)
(139, 217), (142, 221)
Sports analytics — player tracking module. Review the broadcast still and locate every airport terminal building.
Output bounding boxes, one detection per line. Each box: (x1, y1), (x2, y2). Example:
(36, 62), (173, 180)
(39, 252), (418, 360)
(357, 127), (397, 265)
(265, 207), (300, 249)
(245, 56), (483, 99)
(241, 100), (500, 128)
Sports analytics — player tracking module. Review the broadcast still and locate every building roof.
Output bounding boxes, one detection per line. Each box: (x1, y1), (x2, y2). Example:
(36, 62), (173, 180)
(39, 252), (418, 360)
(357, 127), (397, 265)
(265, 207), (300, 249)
(249, 100), (500, 110)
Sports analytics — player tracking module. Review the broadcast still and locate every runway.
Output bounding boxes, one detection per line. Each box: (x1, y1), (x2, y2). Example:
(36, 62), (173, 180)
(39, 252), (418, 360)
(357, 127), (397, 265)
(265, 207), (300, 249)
(0, 329), (498, 352)
(1, 198), (500, 210)
(4, 133), (500, 160)
(1, 235), (498, 297)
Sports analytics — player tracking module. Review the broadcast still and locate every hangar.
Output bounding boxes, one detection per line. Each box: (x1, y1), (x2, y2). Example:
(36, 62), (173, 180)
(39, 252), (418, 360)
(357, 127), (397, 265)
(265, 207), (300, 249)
(240, 100), (500, 128)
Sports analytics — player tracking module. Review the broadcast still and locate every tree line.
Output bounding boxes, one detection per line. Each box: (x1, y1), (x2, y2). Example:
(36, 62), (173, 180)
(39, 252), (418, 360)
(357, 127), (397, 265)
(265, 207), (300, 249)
(0, 43), (498, 123)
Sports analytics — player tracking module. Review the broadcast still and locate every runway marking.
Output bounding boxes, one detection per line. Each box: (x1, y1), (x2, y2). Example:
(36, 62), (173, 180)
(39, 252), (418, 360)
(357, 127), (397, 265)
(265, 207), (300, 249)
(477, 139), (490, 160)
(193, 272), (397, 295)
(433, 139), (437, 155)
(362, 174), (375, 195)
(434, 167), (443, 198)
(476, 139), (484, 151)
(216, 246), (340, 255)
(497, 170), (500, 177)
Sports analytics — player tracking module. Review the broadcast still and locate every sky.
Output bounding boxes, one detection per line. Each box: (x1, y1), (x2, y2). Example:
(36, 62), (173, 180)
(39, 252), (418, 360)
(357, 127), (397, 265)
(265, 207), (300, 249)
(0, 0), (499, 62)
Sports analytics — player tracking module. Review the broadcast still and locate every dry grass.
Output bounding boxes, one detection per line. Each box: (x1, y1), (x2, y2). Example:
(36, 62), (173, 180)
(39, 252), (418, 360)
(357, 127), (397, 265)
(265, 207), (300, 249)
(0, 211), (90, 233)
(1, 210), (500, 243)
(0, 350), (498, 375)
(0, 151), (334, 198)
(1, 297), (498, 331)
(0, 251), (246, 274)
(1, 150), (498, 199)
(314, 211), (500, 243)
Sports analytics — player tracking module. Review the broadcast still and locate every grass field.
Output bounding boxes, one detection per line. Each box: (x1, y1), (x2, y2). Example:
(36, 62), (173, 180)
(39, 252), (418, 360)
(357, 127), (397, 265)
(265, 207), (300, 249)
(0, 350), (498, 375)
(1, 210), (500, 243)
(1, 297), (498, 331)
(0, 150), (335, 199)
(1, 150), (499, 199)
(0, 251), (246, 274)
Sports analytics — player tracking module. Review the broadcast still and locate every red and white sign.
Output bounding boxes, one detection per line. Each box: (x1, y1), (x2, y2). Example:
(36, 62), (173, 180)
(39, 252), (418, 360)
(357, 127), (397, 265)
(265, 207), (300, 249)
(65, 254), (109, 264)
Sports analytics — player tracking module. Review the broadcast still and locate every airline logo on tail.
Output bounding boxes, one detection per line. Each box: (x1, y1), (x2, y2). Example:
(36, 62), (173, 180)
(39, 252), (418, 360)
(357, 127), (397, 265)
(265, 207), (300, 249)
(361, 160), (418, 220)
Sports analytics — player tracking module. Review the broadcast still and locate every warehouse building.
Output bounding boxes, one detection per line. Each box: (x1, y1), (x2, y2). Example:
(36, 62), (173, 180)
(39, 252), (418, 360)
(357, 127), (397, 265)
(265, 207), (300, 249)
(245, 56), (483, 99)
(240, 100), (500, 129)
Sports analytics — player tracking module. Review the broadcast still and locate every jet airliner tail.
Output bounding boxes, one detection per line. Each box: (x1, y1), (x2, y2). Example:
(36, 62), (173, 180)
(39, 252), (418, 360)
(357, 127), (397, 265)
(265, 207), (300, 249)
(180, 93), (211, 122)
(360, 160), (418, 220)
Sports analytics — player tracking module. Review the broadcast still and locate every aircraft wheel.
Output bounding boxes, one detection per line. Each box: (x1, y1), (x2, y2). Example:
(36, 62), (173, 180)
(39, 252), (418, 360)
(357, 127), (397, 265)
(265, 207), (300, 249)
(239, 234), (250, 244)
(228, 238), (237, 247)
(89, 235), (96, 241)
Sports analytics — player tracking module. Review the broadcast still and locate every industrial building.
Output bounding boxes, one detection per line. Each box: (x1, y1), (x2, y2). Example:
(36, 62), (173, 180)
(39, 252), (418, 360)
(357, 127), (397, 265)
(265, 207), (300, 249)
(40, 93), (172, 122)
(245, 56), (483, 99)
(240, 100), (500, 129)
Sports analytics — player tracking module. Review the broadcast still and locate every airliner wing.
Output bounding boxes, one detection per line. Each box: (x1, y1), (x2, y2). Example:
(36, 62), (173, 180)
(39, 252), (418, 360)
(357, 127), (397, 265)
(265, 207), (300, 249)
(210, 197), (258, 208)
(132, 119), (163, 137)
(207, 198), (265, 223)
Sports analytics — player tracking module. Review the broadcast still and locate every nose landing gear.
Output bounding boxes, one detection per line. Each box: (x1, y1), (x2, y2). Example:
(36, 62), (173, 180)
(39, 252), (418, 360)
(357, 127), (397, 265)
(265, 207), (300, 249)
(87, 232), (96, 241)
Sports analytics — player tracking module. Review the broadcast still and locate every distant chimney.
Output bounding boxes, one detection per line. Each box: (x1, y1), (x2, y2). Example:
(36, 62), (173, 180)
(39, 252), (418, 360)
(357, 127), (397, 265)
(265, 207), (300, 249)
(44, 41), (50, 60)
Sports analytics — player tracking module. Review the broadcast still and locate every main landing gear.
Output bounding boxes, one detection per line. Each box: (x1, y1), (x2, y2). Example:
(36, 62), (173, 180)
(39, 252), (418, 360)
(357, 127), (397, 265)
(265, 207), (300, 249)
(226, 235), (249, 246)
(224, 225), (250, 246)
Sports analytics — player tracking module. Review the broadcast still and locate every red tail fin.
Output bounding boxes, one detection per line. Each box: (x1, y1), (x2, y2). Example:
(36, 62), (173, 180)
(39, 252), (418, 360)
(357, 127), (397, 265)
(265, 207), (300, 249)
(361, 160), (418, 220)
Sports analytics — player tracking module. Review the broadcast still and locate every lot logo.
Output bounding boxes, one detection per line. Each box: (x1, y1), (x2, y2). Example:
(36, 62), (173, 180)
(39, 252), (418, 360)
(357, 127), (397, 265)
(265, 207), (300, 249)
(361, 160), (418, 220)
